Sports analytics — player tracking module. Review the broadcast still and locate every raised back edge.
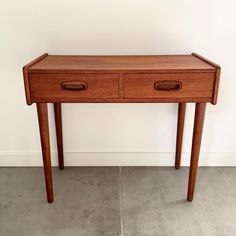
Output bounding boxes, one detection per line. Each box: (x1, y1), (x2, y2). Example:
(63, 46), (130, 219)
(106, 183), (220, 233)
(192, 52), (221, 105)
(23, 53), (48, 105)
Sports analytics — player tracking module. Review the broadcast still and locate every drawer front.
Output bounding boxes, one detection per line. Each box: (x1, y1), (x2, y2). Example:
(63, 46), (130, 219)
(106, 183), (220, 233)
(29, 73), (119, 102)
(124, 73), (215, 100)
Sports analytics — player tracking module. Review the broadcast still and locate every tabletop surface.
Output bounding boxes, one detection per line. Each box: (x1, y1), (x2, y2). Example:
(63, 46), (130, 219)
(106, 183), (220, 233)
(28, 55), (215, 73)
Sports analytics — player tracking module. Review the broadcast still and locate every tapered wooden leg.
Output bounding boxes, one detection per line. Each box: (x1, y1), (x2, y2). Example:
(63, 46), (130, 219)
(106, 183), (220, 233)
(187, 103), (206, 201)
(37, 103), (54, 203)
(53, 103), (64, 170)
(175, 103), (186, 169)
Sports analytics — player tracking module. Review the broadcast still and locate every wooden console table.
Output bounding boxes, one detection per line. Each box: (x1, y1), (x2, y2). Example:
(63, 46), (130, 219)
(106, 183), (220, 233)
(23, 53), (220, 203)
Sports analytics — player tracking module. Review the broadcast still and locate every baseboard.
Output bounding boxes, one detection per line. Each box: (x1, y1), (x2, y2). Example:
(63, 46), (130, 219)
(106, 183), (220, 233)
(0, 151), (235, 166)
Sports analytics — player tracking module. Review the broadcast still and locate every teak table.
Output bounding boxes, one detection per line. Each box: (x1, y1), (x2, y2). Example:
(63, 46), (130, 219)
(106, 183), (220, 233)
(23, 53), (221, 203)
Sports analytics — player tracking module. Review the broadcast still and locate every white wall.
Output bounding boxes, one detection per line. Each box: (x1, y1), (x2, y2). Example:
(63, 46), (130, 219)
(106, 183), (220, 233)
(1, 0), (236, 166)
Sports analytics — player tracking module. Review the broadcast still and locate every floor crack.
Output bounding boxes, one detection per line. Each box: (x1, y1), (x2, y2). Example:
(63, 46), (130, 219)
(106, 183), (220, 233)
(119, 166), (124, 236)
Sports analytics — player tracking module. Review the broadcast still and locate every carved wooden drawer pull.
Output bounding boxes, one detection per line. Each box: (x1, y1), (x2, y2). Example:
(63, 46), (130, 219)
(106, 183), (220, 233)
(61, 81), (88, 91)
(154, 81), (182, 91)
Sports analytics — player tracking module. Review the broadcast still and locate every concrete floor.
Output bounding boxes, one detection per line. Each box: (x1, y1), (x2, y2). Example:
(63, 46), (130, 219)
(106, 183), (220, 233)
(0, 167), (236, 236)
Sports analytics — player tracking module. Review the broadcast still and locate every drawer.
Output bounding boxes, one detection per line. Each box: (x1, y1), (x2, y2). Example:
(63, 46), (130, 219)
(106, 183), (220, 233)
(124, 73), (215, 101)
(29, 73), (119, 102)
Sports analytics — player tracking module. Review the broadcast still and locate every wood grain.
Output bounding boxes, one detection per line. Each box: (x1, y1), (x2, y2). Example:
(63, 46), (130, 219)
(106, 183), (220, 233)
(23, 53), (48, 105)
(187, 103), (206, 201)
(22, 53), (220, 203)
(29, 73), (119, 102)
(192, 53), (221, 105)
(175, 103), (186, 169)
(212, 67), (221, 105)
(124, 73), (214, 101)
(54, 103), (64, 170)
(28, 55), (215, 73)
(24, 53), (220, 104)
(37, 103), (53, 203)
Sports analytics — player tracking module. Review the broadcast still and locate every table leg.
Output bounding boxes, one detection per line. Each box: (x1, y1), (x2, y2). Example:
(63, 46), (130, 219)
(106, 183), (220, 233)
(37, 103), (54, 203)
(54, 103), (64, 170)
(175, 103), (186, 169)
(187, 103), (206, 201)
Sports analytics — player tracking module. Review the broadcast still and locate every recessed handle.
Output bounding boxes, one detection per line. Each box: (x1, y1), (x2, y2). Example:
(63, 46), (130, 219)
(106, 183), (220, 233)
(61, 81), (88, 91)
(154, 81), (182, 91)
